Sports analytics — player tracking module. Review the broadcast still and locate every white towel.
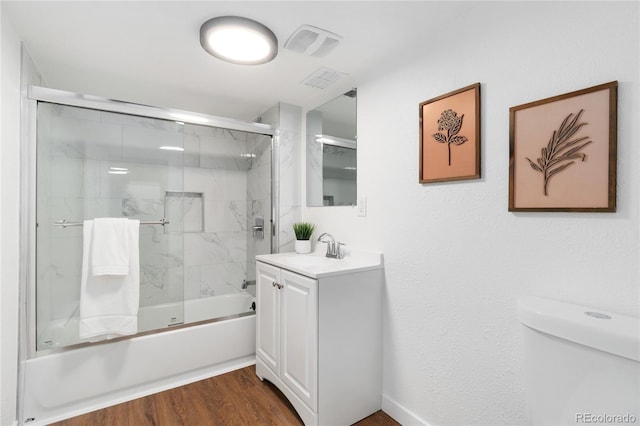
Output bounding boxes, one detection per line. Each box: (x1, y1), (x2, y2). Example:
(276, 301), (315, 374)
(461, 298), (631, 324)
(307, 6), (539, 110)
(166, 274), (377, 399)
(91, 217), (131, 276)
(79, 219), (140, 340)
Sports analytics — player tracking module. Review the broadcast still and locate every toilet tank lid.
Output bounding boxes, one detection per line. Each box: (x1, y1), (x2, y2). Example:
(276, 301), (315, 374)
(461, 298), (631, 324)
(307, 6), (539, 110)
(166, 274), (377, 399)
(518, 296), (639, 362)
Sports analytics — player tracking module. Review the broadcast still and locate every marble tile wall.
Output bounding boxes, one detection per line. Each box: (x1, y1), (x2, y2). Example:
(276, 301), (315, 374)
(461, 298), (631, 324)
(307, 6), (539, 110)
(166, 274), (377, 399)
(258, 103), (302, 254)
(181, 124), (253, 301)
(36, 103), (270, 327)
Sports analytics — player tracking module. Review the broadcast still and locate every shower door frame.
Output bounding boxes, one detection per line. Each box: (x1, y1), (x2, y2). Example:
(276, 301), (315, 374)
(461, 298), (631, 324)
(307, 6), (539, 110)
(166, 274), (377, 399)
(22, 85), (277, 358)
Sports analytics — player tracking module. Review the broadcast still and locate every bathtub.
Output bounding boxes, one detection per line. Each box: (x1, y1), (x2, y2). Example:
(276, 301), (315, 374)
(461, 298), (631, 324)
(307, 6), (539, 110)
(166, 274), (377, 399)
(139, 292), (257, 331)
(37, 292), (255, 349)
(22, 292), (256, 425)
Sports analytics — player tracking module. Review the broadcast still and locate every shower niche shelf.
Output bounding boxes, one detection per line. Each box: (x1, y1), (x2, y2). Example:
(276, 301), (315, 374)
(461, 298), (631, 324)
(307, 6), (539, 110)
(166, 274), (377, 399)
(165, 191), (203, 233)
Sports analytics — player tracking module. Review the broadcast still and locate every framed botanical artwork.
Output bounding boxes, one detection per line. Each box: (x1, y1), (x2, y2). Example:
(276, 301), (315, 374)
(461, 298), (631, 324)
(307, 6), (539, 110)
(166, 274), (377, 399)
(419, 83), (481, 183)
(509, 81), (617, 212)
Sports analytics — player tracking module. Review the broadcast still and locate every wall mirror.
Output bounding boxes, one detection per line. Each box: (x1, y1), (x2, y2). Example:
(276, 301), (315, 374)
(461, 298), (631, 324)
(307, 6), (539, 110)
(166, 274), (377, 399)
(306, 89), (357, 207)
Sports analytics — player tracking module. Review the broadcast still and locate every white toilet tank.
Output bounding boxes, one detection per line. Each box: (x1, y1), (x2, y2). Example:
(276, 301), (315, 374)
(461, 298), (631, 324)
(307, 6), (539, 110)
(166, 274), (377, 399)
(518, 296), (639, 426)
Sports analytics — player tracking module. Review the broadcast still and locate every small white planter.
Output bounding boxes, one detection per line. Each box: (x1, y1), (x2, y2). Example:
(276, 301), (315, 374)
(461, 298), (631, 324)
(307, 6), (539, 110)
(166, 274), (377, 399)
(295, 240), (311, 254)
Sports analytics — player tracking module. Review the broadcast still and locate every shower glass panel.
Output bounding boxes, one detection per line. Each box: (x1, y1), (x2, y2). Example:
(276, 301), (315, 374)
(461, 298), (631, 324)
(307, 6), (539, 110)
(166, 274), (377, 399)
(34, 100), (272, 350)
(35, 102), (186, 350)
(180, 124), (272, 324)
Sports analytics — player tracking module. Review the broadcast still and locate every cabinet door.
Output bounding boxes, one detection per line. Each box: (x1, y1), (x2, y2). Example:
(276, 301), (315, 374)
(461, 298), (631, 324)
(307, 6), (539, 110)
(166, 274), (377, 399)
(256, 262), (281, 375)
(280, 269), (318, 411)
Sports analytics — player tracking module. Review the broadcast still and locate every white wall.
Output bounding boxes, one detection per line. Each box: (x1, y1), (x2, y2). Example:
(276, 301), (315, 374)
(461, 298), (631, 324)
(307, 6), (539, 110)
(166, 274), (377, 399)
(1, 8), (22, 426)
(304, 2), (639, 425)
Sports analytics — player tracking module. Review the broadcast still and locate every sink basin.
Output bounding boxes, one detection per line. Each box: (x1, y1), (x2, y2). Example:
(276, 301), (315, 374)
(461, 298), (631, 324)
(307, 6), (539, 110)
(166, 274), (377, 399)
(256, 249), (383, 278)
(274, 254), (340, 268)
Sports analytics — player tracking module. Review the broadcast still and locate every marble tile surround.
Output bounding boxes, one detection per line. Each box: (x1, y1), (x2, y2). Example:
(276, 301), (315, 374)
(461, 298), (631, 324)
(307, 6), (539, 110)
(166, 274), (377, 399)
(36, 103), (273, 329)
(258, 103), (302, 254)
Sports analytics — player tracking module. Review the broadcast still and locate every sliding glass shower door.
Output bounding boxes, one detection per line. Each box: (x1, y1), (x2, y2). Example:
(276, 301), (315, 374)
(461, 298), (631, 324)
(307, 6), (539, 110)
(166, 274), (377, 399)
(34, 100), (272, 350)
(178, 124), (272, 314)
(35, 102), (186, 349)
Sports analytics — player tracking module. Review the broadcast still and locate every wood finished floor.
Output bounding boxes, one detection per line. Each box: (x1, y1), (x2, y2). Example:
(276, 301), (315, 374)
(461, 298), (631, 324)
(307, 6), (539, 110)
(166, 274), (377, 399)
(50, 365), (400, 426)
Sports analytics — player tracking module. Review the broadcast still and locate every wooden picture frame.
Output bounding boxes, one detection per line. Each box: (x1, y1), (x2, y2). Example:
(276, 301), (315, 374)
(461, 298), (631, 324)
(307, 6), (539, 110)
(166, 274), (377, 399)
(509, 81), (617, 212)
(419, 83), (481, 183)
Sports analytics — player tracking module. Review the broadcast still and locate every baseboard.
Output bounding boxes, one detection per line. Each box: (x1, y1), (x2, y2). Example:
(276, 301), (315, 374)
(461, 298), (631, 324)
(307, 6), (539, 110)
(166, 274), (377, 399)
(382, 393), (431, 426)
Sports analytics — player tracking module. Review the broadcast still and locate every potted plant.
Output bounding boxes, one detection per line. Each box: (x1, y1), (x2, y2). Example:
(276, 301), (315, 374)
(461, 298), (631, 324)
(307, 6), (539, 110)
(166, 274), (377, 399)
(293, 222), (315, 254)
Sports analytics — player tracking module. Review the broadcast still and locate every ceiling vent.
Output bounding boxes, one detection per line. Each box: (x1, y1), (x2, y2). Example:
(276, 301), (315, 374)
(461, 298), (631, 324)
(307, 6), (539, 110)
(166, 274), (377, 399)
(284, 25), (342, 57)
(302, 67), (348, 89)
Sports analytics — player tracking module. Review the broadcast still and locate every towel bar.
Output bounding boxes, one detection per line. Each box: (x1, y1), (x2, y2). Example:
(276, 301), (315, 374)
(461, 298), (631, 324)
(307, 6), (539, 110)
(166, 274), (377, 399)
(52, 218), (170, 228)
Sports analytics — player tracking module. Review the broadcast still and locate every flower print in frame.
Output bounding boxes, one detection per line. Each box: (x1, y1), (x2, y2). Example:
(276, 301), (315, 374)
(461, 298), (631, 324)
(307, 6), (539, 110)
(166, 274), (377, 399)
(419, 83), (481, 183)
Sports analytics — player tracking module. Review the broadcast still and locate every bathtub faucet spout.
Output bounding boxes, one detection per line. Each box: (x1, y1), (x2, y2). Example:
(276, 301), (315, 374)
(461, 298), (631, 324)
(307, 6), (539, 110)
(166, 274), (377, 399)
(241, 279), (256, 290)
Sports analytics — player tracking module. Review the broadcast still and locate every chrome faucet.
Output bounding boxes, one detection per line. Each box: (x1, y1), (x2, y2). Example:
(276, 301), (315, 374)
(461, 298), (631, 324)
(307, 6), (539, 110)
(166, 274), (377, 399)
(241, 279), (255, 290)
(317, 232), (345, 259)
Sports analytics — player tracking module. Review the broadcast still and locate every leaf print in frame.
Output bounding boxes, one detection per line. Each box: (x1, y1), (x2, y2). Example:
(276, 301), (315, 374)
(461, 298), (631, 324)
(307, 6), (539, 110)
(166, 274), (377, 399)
(525, 109), (592, 196)
(509, 81), (617, 212)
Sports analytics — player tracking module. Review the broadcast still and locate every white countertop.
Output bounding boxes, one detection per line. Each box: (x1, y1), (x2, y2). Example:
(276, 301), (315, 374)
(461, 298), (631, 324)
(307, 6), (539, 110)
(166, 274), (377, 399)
(256, 247), (383, 279)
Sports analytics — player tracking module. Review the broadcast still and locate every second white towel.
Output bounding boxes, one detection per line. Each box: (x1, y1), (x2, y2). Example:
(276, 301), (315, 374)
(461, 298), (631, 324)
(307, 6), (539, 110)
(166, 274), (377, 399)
(80, 218), (140, 340)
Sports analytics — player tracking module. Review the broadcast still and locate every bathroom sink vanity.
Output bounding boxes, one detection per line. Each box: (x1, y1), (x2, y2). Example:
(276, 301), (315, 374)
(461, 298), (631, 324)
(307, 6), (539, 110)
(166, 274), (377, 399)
(255, 249), (384, 425)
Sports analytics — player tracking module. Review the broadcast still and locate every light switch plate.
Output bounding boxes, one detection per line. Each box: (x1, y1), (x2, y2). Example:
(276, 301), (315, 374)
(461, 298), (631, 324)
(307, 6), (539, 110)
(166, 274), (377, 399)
(357, 196), (367, 217)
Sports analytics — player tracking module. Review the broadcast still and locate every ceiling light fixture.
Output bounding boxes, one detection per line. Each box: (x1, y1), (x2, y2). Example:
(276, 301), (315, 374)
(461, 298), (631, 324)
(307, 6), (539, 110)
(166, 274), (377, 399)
(200, 16), (278, 65)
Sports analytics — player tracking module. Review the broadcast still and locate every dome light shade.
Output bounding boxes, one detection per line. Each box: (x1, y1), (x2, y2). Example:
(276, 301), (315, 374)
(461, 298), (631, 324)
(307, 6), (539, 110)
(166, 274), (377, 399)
(200, 16), (278, 65)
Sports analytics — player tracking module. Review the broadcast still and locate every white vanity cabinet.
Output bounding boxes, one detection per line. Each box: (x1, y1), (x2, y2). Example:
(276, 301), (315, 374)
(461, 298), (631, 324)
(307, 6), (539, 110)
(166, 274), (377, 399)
(256, 262), (318, 412)
(255, 251), (383, 426)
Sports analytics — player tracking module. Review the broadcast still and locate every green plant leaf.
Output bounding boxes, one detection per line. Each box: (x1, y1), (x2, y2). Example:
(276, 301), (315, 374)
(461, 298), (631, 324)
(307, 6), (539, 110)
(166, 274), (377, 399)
(293, 222), (315, 240)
